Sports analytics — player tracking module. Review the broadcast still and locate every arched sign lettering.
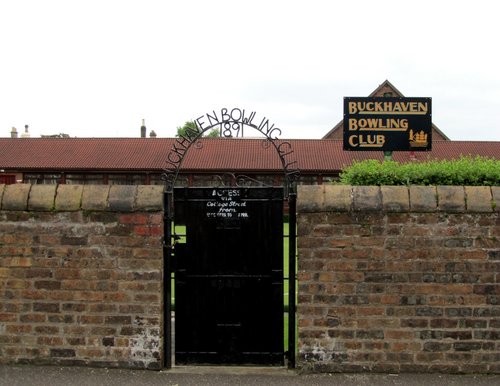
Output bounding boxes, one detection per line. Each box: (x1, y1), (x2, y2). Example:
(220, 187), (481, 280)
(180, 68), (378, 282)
(163, 108), (299, 196)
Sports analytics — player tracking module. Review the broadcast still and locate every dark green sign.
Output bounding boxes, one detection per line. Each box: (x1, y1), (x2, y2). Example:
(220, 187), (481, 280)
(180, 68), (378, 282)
(343, 97), (432, 151)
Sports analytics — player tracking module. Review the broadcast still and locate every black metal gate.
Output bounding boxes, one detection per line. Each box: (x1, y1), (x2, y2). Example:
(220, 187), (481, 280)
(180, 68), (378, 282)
(162, 109), (299, 368)
(171, 186), (284, 365)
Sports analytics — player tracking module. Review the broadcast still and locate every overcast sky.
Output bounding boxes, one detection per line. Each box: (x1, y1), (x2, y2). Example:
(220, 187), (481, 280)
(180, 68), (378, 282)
(1, 0), (499, 141)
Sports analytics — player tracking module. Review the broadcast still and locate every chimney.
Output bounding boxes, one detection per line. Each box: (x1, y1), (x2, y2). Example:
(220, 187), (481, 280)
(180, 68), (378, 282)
(21, 124), (30, 138)
(141, 119), (146, 138)
(149, 130), (157, 138)
(10, 127), (18, 138)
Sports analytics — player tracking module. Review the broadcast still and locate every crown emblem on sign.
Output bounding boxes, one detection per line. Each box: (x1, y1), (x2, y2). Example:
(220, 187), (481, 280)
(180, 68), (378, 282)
(409, 129), (428, 147)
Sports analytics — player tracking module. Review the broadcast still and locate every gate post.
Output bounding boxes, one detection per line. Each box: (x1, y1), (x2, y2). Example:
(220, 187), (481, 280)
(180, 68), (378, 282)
(288, 188), (297, 369)
(163, 190), (173, 369)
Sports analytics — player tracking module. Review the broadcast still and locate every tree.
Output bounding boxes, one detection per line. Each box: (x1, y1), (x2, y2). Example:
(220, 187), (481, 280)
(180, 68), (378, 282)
(205, 128), (220, 137)
(176, 121), (219, 138)
(176, 121), (199, 137)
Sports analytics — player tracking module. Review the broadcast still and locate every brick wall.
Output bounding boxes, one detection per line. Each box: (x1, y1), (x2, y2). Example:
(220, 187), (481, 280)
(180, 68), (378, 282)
(0, 184), (164, 369)
(2, 183), (499, 373)
(297, 185), (499, 373)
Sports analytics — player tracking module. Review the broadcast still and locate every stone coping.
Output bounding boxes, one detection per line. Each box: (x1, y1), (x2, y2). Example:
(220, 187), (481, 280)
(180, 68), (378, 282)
(298, 185), (499, 213)
(0, 184), (164, 212)
(1, 184), (497, 213)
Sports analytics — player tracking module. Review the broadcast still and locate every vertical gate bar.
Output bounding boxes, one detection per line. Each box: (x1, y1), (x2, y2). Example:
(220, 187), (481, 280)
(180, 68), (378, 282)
(287, 190), (297, 369)
(163, 190), (173, 369)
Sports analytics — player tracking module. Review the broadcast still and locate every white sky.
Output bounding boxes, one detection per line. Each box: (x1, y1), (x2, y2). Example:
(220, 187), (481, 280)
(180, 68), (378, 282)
(0, 0), (499, 141)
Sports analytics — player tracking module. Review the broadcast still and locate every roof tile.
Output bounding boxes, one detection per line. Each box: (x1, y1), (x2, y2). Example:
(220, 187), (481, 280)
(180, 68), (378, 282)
(0, 138), (498, 174)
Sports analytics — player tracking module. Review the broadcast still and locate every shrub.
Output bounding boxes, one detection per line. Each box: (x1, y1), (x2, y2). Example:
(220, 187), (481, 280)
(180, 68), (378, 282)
(339, 156), (500, 186)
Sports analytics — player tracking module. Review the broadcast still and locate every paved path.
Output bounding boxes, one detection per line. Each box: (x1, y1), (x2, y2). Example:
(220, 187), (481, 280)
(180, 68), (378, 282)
(1, 365), (499, 386)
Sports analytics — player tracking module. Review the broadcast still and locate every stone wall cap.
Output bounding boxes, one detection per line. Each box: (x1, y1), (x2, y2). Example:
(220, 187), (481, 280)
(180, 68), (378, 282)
(0, 184), (5, 209)
(492, 186), (500, 213)
(465, 186), (494, 213)
(353, 186), (382, 211)
(1, 184), (165, 212)
(109, 185), (137, 212)
(2, 184), (31, 211)
(82, 185), (110, 211)
(409, 185), (438, 212)
(381, 185), (410, 212)
(437, 186), (465, 213)
(1, 184), (497, 213)
(297, 185), (496, 213)
(28, 185), (57, 211)
(297, 185), (325, 212)
(324, 185), (352, 212)
(136, 185), (164, 211)
(56, 185), (84, 211)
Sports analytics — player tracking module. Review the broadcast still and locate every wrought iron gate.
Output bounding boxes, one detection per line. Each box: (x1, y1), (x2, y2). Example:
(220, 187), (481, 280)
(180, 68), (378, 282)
(162, 108), (298, 368)
(171, 186), (284, 365)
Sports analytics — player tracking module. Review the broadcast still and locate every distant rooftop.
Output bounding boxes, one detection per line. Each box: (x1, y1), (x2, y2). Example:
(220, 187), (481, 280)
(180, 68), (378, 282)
(0, 137), (498, 174)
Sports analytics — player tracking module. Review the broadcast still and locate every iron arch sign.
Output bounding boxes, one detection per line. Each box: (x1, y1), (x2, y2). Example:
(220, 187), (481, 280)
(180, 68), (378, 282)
(163, 108), (299, 196)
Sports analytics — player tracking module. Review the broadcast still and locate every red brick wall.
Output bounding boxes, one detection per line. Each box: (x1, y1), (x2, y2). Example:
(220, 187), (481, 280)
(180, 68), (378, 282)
(297, 185), (499, 373)
(2, 183), (499, 373)
(0, 184), (164, 369)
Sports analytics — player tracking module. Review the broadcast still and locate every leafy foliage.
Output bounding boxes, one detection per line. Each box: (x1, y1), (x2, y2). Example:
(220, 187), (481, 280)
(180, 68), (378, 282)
(204, 128), (220, 137)
(339, 157), (500, 186)
(176, 121), (199, 137)
(176, 121), (219, 138)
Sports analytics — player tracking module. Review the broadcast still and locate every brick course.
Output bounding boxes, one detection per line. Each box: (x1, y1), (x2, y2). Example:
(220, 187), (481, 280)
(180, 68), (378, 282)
(0, 184), (164, 369)
(297, 185), (499, 374)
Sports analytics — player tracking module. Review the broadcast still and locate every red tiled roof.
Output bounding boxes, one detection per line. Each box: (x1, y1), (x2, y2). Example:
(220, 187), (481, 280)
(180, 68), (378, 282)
(0, 137), (498, 174)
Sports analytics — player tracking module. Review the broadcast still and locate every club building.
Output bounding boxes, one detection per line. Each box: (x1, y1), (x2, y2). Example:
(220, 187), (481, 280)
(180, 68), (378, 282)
(1, 81), (498, 186)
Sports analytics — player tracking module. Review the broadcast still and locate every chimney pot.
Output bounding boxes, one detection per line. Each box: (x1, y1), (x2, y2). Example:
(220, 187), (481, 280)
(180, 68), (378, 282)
(140, 119), (146, 138)
(21, 124), (30, 138)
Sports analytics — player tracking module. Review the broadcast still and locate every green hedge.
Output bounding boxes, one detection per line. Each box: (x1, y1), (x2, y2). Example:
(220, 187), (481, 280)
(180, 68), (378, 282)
(339, 157), (500, 186)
